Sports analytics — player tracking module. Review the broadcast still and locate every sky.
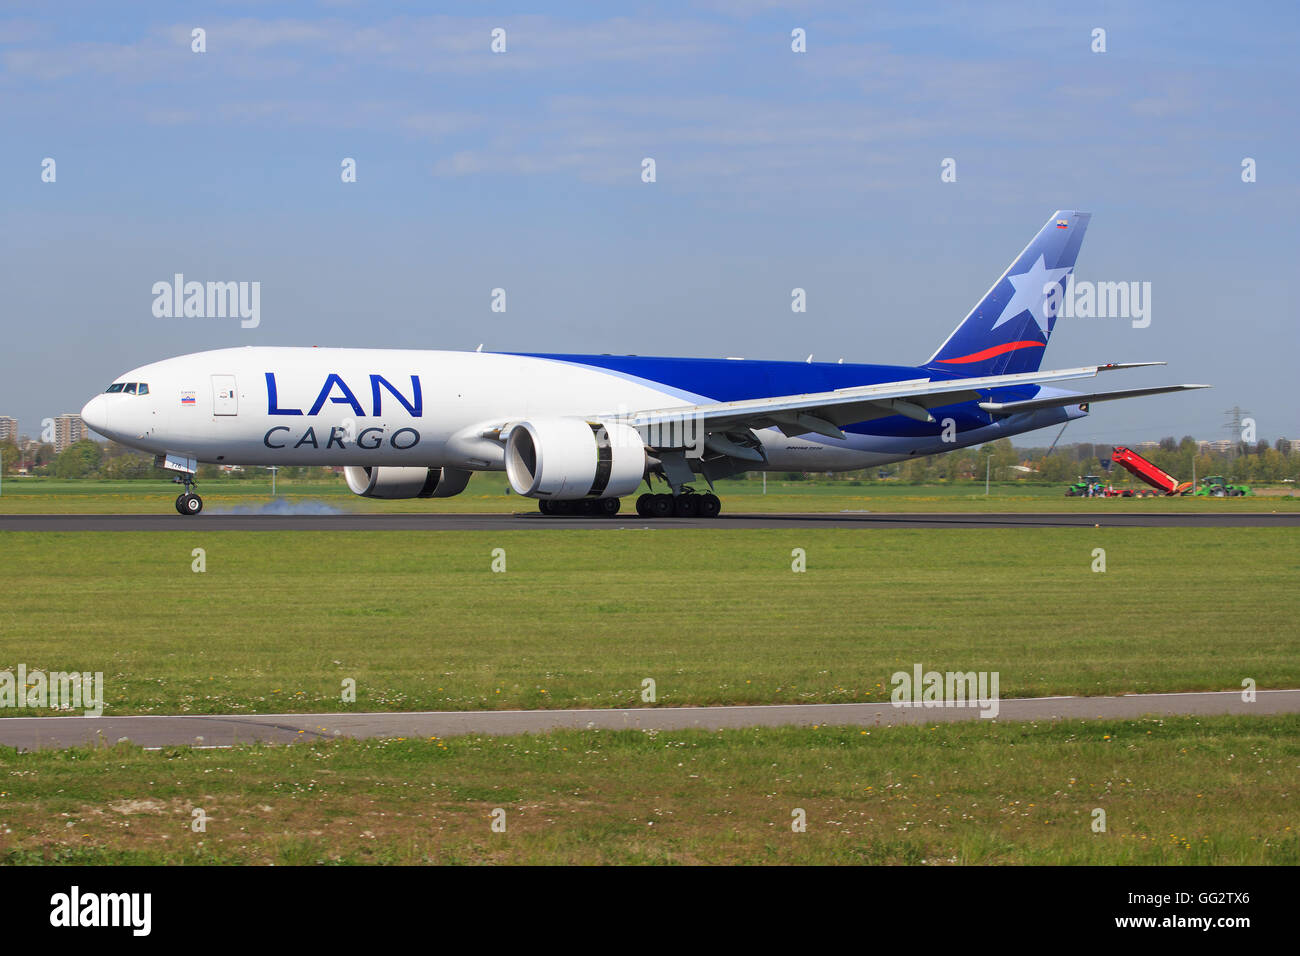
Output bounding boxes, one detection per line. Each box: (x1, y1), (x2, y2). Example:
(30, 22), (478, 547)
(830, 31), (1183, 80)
(2, 0), (1297, 445)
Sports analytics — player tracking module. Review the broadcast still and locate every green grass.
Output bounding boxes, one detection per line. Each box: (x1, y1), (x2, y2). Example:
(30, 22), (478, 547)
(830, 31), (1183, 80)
(1, 716), (1295, 864)
(1, 475), (1295, 513)
(2, 529), (1296, 715)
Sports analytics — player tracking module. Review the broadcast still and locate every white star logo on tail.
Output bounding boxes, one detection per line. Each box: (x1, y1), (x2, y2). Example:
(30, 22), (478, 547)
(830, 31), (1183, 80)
(990, 254), (1071, 333)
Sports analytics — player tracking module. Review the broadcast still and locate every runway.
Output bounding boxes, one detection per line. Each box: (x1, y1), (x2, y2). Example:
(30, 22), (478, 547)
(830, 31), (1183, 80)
(2, 690), (1294, 751)
(2, 511), (1297, 531)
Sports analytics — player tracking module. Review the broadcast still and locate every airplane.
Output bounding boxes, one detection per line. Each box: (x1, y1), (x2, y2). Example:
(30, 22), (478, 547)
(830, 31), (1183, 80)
(80, 210), (1207, 518)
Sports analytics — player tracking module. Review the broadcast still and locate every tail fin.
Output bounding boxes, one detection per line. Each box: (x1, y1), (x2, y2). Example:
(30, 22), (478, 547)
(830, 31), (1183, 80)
(925, 210), (1091, 377)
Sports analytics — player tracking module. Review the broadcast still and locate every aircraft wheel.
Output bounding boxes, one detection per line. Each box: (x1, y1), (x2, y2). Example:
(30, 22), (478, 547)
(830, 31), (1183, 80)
(697, 493), (721, 518)
(635, 493), (654, 517)
(175, 493), (187, 515)
(181, 493), (203, 515)
(674, 494), (699, 517)
(538, 500), (552, 515)
(599, 497), (620, 517)
(650, 494), (674, 518)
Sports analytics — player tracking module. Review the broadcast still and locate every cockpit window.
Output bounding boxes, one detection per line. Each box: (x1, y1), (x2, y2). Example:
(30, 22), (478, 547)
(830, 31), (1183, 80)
(124, 383), (138, 394)
(106, 383), (125, 393)
(137, 383), (149, 395)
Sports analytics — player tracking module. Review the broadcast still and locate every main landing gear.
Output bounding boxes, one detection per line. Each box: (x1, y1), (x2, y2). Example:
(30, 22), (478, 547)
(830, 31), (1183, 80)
(634, 490), (721, 519)
(538, 497), (622, 517)
(172, 475), (203, 516)
(535, 490), (723, 519)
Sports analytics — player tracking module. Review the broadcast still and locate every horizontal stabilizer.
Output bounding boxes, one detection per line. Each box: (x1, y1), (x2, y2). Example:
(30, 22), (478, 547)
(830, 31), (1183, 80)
(979, 384), (1211, 415)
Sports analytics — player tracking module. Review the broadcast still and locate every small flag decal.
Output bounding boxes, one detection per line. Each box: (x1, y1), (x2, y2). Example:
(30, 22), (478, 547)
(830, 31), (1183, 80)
(1056, 219), (1069, 229)
(181, 391), (196, 405)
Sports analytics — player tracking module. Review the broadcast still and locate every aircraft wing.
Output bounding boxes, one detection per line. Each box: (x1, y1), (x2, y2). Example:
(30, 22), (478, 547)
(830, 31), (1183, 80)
(624, 362), (1187, 440)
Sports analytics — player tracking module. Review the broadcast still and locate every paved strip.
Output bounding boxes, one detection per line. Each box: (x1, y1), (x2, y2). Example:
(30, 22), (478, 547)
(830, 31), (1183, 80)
(2, 690), (1294, 751)
(1, 512), (1296, 531)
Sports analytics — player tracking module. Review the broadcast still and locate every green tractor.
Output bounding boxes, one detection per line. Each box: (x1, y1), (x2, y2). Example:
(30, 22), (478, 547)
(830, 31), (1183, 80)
(1192, 476), (1251, 497)
(1065, 475), (1104, 497)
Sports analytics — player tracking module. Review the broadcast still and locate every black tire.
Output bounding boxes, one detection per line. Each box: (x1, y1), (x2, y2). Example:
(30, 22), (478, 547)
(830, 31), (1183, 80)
(674, 494), (699, 517)
(649, 494), (674, 518)
(697, 493), (721, 518)
(599, 497), (620, 516)
(175, 494), (187, 515)
(538, 499), (552, 515)
(635, 493), (653, 517)
(182, 493), (203, 515)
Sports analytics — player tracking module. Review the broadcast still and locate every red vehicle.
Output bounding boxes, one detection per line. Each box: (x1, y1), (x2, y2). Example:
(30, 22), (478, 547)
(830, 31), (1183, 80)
(1111, 446), (1194, 496)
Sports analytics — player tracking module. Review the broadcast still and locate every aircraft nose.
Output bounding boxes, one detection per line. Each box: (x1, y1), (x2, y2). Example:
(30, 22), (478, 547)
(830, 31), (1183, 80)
(81, 394), (111, 436)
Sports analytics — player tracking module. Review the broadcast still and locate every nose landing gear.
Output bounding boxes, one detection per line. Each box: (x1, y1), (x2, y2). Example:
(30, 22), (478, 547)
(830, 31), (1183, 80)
(172, 475), (203, 515)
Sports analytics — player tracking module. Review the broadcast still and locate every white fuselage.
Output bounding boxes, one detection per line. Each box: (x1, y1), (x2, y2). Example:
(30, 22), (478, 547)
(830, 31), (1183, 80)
(81, 347), (873, 472)
(81, 347), (1077, 475)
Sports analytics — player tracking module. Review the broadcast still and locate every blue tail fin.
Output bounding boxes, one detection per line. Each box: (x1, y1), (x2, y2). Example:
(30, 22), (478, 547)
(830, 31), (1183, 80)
(925, 210), (1091, 377)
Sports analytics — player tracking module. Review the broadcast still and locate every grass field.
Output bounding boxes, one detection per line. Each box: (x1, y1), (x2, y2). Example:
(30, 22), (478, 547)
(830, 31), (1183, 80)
(2, 529), (1296, 715)
(1, 475), (1296, 513)
(1, 716), (1294, 864)
(3, 497), (1295, 868)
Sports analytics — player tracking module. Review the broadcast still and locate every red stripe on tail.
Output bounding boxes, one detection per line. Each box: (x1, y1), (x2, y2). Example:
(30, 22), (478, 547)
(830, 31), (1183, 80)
(936, 340), (1045, 365)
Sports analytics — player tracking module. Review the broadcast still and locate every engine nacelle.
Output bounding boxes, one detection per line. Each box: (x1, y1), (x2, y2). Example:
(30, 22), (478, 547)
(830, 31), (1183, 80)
(504, 419), (646, 500)
(343, 466), (472, 499)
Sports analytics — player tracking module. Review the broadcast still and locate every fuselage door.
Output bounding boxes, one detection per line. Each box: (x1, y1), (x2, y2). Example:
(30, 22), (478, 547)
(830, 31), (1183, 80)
(212, 374), (238, 416)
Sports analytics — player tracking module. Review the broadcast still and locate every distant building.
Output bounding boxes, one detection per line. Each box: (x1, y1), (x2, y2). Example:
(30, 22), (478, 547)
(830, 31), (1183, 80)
(53, 413), (87, 453)
(0, 416), (17, 443)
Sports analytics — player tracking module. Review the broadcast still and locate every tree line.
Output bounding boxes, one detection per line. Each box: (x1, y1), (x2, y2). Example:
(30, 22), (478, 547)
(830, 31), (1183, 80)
(4, 434), (1297, 487)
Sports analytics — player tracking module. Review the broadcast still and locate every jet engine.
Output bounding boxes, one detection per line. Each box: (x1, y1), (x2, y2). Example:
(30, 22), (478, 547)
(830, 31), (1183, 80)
(504, 419), (646, 500)
(343, 466), (472, 499)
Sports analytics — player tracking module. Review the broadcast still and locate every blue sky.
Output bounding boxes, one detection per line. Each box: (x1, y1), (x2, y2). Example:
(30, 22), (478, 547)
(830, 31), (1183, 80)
(2, 1), (1297, 444)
